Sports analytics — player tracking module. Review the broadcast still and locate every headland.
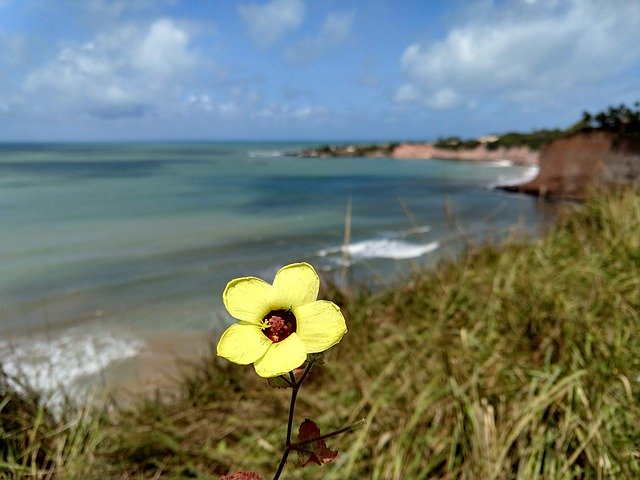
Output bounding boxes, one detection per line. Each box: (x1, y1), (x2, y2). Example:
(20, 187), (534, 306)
(298, 102), (640, 199)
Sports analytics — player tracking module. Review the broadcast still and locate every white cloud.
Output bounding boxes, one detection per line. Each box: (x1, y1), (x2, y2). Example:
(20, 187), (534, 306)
(133, 18), (195, 76)
(24, 18), (198, 119)
(396, 0), (640, 110)
(238, 0), (305, 49)
(284, 10), (354, 64)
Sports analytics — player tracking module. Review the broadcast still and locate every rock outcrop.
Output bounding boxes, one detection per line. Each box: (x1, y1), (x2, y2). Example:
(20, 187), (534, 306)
(502, 131), (640, 199)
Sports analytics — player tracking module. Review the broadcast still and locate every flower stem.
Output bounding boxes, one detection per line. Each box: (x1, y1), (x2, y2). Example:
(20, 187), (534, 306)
(272, 360), (316, 480)
(272, 448), (290, 480)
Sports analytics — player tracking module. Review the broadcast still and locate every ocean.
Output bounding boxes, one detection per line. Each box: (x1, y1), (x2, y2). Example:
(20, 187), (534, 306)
(0, 142), (547, 396)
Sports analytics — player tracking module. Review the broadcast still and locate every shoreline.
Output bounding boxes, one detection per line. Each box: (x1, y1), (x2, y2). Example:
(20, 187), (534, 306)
(298, 133), (640, 199)
(4, 188), (636, 478)
(0, 143), (549, 403)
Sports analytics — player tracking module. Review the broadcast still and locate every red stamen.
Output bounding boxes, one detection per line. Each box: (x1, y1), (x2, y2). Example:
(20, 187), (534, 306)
(262, 309), (296, 342)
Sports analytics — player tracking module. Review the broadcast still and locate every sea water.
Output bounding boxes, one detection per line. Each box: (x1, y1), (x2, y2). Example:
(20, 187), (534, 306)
(0, 142), (545, 395)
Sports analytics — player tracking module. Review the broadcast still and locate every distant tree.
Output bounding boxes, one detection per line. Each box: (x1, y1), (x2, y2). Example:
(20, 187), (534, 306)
(433, 101), (640, 152)
(575, 101), (640, 148)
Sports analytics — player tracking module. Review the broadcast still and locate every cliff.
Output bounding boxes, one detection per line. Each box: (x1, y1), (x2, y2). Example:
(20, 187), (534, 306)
(297, 142), (540, 166)
(391, 143), (539, 166)
(502, 131), (640, 199)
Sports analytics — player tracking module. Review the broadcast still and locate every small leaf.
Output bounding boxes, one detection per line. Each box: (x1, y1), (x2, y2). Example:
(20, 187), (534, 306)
(221, 471), (264, 480)
(297, 419), (338, 467)
(267, 375), (292, 389)
(267, 365), (306, 388)
(308, 351), (325, 365)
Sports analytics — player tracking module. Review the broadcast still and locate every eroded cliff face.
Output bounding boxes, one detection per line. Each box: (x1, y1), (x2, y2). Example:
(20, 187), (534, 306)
(391, 143), (539, 166)
(503, 131), (640, 199)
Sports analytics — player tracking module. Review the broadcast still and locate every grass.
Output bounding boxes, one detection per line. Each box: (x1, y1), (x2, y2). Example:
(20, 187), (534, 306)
(1, 187), (639, 479)
(0, 368), (105, 479)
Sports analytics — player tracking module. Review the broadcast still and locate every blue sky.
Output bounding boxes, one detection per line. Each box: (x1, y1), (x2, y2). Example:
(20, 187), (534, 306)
(1, 0), (639, 142)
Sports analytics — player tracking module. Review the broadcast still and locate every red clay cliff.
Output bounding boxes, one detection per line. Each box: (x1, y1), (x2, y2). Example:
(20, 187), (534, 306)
(502, 131), (640, 199)
(391, 143), (539, 166)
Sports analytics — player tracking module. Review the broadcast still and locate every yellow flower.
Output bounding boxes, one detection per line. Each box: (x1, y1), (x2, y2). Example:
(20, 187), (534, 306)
(217, 262), (347, 378)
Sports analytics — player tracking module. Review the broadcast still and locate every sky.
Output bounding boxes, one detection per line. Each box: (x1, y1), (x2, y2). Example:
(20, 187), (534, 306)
(1, 0), (640, 142)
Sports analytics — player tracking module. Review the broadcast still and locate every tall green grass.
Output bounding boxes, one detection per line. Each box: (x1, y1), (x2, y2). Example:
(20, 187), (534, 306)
(0, 369), (105, 479)
(2, 188), (639, 479)
(326, 187), (640, 479)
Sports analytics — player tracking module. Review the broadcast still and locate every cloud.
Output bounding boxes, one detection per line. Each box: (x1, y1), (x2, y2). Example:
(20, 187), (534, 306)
(24, 18), (198, 119)
(133, 18), (194, 76)
(396, 0), (640, 110)
(238, 0), (305, 49)
(284, 10), (354, 64)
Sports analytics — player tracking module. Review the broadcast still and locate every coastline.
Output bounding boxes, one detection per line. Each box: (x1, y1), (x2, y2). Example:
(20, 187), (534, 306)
(296, 142), (540, 166)
(5, 188), (637, 478)
(298, 133), (640, 199)
(0, 142), (549, 403)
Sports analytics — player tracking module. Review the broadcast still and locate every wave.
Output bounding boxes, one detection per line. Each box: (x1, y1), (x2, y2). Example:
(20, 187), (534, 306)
(0, 327), (143, 398)
(483, 159), (515, 167)
(490, 165), (539, 188)
(318, 237), (439, 265)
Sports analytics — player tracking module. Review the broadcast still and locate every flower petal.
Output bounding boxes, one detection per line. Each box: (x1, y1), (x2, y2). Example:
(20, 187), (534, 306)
(223, 276), (273, 323)
(217, 323), (271, 365)
(294, 300), (347, 353)
(272, 262), (319, 309)
(253, 333), (307, 378)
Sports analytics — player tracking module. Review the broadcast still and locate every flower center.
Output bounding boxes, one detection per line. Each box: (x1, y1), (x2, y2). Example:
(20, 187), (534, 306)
(262, 309), (296, 343)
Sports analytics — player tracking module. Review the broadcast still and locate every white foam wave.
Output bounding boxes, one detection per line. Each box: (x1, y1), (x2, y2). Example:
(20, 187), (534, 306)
(490, 165), (539, 187)
(0, 327), (143, 396)
(319, 238), (439, 263)
(484, 159), (514, 167)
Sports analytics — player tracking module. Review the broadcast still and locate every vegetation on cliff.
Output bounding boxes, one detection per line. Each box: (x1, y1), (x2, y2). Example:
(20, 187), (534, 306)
(435, 101), (640, 152)
(299, 101), (640, 159)
(1, 187), (639, 479)
(300, 101), (640, 157)
(571, 102), (640, 148)
(434, 129), (565, 151)
(296, 142), (399, 158)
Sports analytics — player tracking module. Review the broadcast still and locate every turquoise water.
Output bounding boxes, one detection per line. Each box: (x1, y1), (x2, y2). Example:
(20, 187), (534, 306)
(0, 142), (545, 393)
